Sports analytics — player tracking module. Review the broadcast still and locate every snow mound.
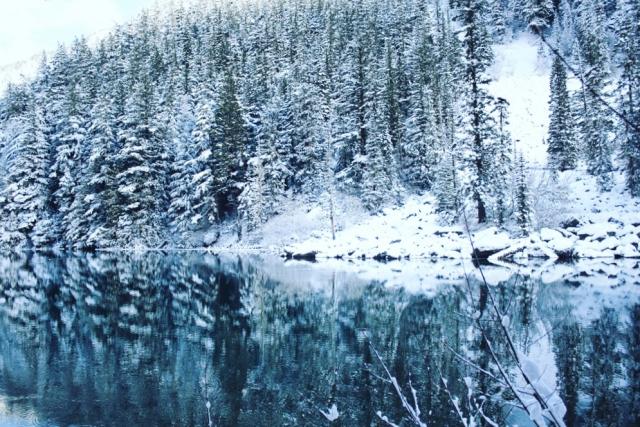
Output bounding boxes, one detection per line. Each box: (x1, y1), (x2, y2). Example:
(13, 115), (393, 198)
(283, 194), (471, 260)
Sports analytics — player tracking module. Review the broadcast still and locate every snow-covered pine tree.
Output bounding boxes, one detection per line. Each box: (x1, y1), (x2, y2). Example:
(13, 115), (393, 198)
(456, 0), (498, 223)
(402, 84), (439, 190)
(212, 69), (247, 219)
(615, 0), (640, 196)
(332, 47), (363, 191)
(168, 94), (198, 239)
(433, 148), (462, 221)
(0, 101), (50, 248)
(333, 14), (376, 192)
(402, 16), (441, 190)
(52, 84), (89, 246)
(488, 0), (507, 41)
(384, 44), (402, 151)
(289, 79), (327, 196)
(492, 97), (513, 226)
(258, 91), (291, 212)
(554, 0), (577, 56)
(514, 152), (531, 235)
(113, 67), (169, 247)
(239, 88), (291, 231)
(238, 156), (266, 233)
(82, 92), (118, 248)
(190, 89), (218, 232)
(362, 100), (395, 211)
(575, 0), (614, 191)
(431, 2), (464, 220)
(547, 54), (577, 171)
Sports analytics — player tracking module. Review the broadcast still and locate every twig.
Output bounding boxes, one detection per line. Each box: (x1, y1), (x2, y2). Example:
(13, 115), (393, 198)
(371, 344), (427, 427)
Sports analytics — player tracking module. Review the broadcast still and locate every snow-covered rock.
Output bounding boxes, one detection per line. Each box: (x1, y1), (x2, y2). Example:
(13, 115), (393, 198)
(615, 244), (640, 258)
(471, 227), (512, 255)
(540, 228), (563, 242)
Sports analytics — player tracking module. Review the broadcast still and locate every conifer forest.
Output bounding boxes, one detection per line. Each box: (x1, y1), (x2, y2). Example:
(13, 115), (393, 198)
(1, 0), (638, 250)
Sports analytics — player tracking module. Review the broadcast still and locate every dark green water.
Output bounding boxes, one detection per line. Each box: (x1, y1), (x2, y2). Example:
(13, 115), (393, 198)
(0, 252), (638, 426)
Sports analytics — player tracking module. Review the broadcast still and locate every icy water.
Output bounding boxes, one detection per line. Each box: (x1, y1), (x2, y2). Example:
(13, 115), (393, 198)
(0, 252), (638, 427)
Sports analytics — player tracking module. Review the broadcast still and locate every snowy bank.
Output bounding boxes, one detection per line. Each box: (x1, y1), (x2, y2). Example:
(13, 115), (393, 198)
(278, 191), (640, 262)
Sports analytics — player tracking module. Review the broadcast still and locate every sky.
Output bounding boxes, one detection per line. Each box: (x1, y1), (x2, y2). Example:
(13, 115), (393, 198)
(0, 0), (159, 67)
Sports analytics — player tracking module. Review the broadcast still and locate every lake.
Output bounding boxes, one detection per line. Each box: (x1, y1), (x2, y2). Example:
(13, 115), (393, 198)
(0, 252), (638, 426)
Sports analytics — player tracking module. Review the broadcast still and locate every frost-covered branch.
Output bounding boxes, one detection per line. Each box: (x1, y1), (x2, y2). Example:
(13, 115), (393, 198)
(440, 375), (498, 427)
(371, 345), (428, 427)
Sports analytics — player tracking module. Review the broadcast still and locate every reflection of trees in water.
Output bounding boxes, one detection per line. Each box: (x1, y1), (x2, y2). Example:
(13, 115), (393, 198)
(553, 322), (582, 427)
(628, 305), (640, 427)
(586, 308), (623, 427)
(0, 253), (637, 426)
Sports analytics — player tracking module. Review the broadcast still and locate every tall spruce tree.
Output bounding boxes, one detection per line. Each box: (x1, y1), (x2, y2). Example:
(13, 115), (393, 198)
(82, 92), (118, 247)
(212, 69), (246, 219)
(492, 97), (513, 225)
(362, 101), (395, 211)
(239, 91), (291, 230)
(0, 101), (50, 247)
(514, 152), (531, 235)
(457, 0), (498, 223)
(616, 0), (640, 196)
(190, 90), (219, 231)
(575, 0), (614, 191)
(547, 55), (577, 171)
(113, 68), (169, 247)
(168, 94), (199, 238)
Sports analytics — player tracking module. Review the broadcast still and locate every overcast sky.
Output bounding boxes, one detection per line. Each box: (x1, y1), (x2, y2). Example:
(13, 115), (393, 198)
(0, 0), (159, 66)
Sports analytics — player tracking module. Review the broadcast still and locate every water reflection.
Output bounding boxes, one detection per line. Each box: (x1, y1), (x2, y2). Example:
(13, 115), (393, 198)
(0, 252), (638, 426)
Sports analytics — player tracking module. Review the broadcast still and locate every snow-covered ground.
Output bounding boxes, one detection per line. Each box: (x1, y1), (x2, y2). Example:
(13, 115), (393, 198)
(489, 32), (551, 166)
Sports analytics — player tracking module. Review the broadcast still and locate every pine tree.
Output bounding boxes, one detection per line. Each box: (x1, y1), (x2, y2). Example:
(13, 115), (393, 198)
(51, 84), (88, 246)
(488, 0), (507, 40)
(113, 70), (169, 247)
(0, 101), (50, 247)
(384, 44), (402, 150)
(616, 0), (640, 196)
(82, 93), (118, 247)
(515, 152), (531, 235)
(457, 0), (498, 223)
(238, 156), (267, 232)
(547, 55), (577, 171)
(190, 91), (218, 231)
(168, 94), (198, 239)
(433, 148), (461, 221)
(212, 69), (247, 219)
(402, 84), (438, 189)
(289, 80), (326, 195)
(362, 103), (395, 211)
(492, 97), (513, 225)
(239, 90), (293, 230)
(575, 0), (614, 191)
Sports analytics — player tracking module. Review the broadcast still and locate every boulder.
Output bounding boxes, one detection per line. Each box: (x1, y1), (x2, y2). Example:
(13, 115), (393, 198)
(561, 218), (580, 229)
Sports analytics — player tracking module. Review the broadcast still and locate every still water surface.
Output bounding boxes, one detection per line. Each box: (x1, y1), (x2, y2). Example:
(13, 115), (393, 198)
(0, 252), (638, 426)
